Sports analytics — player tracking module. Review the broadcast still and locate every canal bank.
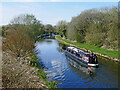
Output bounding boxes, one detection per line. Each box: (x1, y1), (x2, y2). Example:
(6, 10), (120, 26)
(55, 35), (120, 63)
(2, 50), (57, 88)
(2, 35), (57, 88)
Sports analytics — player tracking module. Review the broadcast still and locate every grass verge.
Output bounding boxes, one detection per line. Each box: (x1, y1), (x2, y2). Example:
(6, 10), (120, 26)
(55, 35), (119, 60)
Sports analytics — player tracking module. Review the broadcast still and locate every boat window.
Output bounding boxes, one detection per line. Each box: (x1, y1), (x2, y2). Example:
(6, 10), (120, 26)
(71, 51), (74, 54)
(75, 53), (78, 56)
(79, 54), (82, 58)
(76, 53), (79, 57)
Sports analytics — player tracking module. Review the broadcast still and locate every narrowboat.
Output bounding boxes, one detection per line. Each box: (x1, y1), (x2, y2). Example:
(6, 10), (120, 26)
(65, 46), (99, 68)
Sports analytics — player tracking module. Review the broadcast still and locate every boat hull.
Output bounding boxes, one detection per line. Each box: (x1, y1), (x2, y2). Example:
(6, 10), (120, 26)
(88, 63), (99, 68)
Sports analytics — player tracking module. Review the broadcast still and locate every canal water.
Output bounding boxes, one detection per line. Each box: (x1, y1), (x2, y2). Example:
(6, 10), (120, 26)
(35, 39), (119, 88)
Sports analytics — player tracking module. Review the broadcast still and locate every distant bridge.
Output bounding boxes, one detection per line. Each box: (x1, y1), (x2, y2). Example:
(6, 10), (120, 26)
(38, 33), (58, 39)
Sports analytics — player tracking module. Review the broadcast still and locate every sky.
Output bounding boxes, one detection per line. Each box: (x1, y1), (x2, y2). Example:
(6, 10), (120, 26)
(0, 1), (118, 26)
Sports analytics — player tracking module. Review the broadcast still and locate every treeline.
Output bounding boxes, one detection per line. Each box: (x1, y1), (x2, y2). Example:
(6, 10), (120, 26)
(54, 6), (118, 50)
(2, 14), (59, 57)
(1, 14), (57, 41)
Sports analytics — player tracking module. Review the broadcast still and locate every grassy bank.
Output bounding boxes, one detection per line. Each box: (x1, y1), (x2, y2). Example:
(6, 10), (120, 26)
(28, 53), (57, 88)
(55, 35), (119, 61)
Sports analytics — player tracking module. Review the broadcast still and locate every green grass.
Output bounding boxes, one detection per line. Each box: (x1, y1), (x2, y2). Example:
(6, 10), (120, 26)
(37, 69), (57, 88)
(56, 35), (119, 60)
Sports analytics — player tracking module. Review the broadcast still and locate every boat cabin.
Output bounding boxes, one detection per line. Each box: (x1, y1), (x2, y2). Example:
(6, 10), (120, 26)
(66, 46), (89, 58)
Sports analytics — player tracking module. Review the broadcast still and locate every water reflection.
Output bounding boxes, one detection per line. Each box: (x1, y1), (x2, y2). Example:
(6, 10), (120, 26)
(45, 39), (53, 44)
(59, 43), (67, 50)
(57, 43), (67, 52)
(66, 55), (96, 79)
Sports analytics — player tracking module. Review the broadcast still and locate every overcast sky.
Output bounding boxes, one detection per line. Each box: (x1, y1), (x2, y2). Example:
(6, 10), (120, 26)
(0, 0), (118, 26)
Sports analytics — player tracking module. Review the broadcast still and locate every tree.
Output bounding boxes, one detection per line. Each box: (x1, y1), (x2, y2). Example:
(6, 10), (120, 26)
(44, 24), (54, 34)
(56, 20), (67, 38)
(9, 14), (45, 40)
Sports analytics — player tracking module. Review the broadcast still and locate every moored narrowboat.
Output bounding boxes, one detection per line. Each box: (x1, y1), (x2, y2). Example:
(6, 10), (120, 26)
(65, 46), (99, 68)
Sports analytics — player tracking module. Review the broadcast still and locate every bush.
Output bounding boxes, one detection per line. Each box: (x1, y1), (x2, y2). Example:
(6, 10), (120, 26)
(3, 29), (34, 59)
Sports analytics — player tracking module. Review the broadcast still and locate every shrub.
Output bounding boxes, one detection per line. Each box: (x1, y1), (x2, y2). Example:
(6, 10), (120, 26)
(3, 29), (34, 59)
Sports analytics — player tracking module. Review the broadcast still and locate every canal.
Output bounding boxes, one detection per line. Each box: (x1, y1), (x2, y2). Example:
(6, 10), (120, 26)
(35, 39), (119, 88)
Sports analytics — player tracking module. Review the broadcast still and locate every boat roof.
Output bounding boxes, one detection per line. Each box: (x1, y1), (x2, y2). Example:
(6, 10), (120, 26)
(67, 46), (89, 55)
(67, 46), (74, 49)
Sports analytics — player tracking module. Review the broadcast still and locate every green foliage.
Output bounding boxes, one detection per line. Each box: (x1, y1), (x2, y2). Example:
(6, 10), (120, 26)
(38, 70), (47, 79)
(45, 24), (54, 34)
(67, 20), (78, 40)
(45, 81), (57, 88)
(30, 53), (38, 62)
(85, 23), (105, 47)
(107, 24), (118, 41)
(67, 8), (104, 42)
(38, 69), (57, 88)
(75, 33), (84, 43)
